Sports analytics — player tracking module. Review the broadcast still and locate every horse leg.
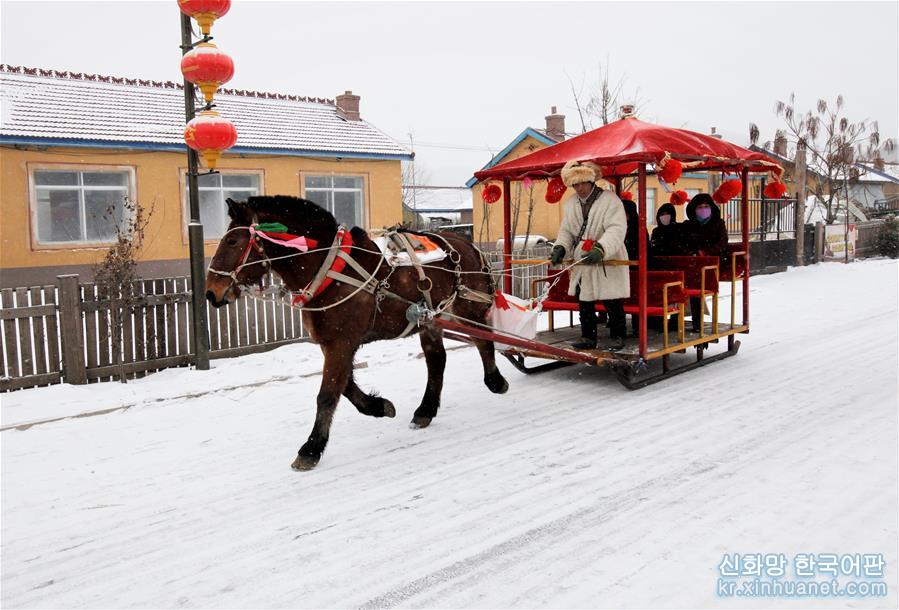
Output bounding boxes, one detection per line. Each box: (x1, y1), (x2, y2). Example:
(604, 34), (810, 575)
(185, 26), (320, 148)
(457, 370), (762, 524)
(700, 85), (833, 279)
(411, 327), (447, 429)
(343, 374), (396, 418)
(291, 343), (354, 471)
(473, 337), (509, 394)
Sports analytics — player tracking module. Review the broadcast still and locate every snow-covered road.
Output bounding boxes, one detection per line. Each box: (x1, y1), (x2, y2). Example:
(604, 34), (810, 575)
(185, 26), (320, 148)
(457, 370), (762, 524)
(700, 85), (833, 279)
(2, 259), (897, 608)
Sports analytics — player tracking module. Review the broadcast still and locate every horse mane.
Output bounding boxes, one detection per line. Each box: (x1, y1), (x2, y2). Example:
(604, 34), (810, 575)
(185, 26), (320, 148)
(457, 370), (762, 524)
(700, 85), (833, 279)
(245, 195), (338, 233)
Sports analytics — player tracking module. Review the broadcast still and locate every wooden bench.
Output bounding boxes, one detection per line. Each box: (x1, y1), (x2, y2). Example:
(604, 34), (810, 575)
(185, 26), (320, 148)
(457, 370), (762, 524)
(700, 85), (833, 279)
(532, 268), (687, 342)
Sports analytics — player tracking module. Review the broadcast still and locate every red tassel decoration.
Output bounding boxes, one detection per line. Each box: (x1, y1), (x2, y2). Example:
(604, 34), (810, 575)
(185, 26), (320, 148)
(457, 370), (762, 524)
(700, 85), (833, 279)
(713, 179), (742, 204)
(545, 177), (567, 204)
(658, 159), (683, 184)
(482, 184), (502, 204)
(763, 181), (788, 199)
(669, 190), (689, 206)
(619, 191), (634, 202)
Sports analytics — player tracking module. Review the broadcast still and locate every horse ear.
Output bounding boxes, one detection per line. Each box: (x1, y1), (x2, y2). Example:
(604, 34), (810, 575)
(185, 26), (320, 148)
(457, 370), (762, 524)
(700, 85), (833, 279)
(226, 197), (245, 221)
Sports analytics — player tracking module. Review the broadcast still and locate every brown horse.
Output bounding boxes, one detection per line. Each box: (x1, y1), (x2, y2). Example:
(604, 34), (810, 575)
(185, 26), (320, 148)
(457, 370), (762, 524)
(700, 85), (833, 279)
(205, 195), (508, 470)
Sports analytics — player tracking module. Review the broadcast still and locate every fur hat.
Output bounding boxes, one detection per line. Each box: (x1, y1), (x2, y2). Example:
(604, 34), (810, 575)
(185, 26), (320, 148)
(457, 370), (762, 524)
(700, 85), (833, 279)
(560, 160), (601, 187)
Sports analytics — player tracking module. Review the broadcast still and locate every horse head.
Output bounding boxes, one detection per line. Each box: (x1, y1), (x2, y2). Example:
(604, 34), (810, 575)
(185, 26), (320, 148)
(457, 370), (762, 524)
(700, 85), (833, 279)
(205, 195), (339, 308)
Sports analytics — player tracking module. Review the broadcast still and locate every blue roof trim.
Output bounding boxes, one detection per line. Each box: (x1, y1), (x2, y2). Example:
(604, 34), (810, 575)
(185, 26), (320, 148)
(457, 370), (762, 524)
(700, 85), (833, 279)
(464, 128), (557, 187)
(0, 136), (413, 161)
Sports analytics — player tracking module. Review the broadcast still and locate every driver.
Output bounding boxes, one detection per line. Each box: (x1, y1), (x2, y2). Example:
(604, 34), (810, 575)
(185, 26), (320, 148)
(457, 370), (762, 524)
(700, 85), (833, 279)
(549, 161), (630, 350)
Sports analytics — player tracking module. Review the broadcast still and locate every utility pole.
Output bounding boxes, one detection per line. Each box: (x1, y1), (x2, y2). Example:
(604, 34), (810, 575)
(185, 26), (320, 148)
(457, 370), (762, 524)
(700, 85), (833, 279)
(794, 141), (807, 266)
(180, 13), (210, 370)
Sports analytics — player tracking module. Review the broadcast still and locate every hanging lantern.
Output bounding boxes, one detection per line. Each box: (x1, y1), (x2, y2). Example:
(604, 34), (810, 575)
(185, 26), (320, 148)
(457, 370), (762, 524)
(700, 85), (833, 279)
(482, 184), (502, 204)
(619, 191), (634, 202)
(178, 0), (232, 36)
(669, 190), (690, 206)
(180, 42), (235, 104)
(184, 110), (238, 169)
(545, 177), (567, 203)
(713, 179), (743, 204)
(657, 158), (683, 184)
(763, 181), (788, 199)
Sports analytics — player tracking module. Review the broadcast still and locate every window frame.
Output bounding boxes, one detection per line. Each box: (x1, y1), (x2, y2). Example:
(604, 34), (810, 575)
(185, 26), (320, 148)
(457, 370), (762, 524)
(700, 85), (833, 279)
(27, 163), (137, 250)
(644, 187), (656, 225)
(300, 171), (370, 229)
(179, 168), (265, 243)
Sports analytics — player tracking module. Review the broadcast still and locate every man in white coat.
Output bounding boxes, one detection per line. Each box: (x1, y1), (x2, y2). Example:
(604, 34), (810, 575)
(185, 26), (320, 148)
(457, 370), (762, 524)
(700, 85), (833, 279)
(549, 160), (630, 350)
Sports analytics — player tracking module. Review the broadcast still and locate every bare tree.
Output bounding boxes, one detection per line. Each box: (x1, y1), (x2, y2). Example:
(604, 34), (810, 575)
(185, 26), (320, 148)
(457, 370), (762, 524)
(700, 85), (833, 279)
(93, 197), (155, 383)
(569, 56), (648, 131)
(401, 160), (430, 228)
(751, 94), (895, 224)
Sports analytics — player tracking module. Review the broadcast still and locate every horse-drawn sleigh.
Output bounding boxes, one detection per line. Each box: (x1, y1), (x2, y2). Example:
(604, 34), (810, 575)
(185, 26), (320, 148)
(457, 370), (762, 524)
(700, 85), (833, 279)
(204, 117), (783, 469)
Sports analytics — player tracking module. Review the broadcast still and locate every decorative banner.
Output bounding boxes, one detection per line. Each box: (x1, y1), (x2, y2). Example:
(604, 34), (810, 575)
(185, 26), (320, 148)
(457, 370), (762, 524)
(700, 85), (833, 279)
(824, 224), (857, 260)
(180, 42), (235, 104)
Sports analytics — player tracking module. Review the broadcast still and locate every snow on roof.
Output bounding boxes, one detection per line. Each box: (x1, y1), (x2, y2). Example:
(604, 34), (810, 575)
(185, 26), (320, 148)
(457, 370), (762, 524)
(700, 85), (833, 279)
(0, 65), (411, 159)
(402, 186), (472, 212)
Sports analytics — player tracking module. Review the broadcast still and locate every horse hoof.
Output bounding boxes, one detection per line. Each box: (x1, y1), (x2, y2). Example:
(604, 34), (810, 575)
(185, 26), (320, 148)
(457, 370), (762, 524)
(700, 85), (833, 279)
(485, 372), (509, 394)
(291, 454), (319, 471)
(410, 416), (432, 429)
(382, 399), (396, 418)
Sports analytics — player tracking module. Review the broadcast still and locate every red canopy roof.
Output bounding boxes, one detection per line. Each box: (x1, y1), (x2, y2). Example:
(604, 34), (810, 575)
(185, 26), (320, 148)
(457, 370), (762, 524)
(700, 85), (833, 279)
(474, 117), (782, 182)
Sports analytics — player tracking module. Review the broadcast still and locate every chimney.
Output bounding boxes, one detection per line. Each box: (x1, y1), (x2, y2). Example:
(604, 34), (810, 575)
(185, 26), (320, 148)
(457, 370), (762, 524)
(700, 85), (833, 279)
(545, 106), (566, 141)
(336, 90), (361, 121)
(709, 126), (723, 139)
(773, 133), (788, 157)
(873, 156), (885, 171)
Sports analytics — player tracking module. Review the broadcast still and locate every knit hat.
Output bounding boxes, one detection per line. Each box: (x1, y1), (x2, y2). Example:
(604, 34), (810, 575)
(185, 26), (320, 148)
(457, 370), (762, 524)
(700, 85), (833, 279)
(560, 160), (601, 187)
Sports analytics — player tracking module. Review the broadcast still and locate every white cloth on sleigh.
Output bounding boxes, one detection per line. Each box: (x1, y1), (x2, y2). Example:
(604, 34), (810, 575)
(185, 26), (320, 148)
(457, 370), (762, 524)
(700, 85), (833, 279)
(372, 234), (447, 267)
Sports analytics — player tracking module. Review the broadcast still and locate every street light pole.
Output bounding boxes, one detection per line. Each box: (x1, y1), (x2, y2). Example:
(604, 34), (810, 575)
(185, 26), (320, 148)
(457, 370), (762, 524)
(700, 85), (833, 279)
(180, 12), (210, 370)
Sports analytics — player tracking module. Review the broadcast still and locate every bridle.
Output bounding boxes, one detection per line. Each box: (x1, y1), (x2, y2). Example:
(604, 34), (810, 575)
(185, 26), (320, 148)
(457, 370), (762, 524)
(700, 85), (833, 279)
(207, 224), (272, 285)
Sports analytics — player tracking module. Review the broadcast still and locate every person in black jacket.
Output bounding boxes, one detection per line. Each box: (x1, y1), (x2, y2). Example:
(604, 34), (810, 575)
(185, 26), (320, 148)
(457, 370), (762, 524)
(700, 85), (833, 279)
(682, 193), (729, 331)
(649, 202), (685, 258)
(621, 197), (643, 261)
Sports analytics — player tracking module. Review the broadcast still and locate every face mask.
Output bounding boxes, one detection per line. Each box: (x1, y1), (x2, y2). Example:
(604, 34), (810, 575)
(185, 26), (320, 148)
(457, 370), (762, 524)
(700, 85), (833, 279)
(696, 206), (712, 222)
(659, 214), (672, 226)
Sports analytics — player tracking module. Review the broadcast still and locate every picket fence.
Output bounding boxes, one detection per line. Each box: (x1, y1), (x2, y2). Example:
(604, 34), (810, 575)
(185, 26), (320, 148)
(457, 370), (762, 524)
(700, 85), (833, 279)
(0, 247), (551, 392)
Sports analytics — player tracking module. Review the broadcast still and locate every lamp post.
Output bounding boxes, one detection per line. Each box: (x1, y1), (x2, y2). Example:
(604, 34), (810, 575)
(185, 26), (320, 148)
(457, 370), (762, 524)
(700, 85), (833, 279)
(178, 0), (235, 371)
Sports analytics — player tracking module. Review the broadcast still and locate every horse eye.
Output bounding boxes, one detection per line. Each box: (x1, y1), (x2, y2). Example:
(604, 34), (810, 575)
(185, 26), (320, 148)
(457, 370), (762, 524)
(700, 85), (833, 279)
(227, 238), (238, 246)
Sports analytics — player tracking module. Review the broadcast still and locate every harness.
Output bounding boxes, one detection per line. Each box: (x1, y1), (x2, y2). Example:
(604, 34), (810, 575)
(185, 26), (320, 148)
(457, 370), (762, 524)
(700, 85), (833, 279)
(210, 223), (494, 338)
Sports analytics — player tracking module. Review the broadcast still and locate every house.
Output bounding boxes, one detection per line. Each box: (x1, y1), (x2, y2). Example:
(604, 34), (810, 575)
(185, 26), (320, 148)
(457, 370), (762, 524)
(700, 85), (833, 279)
(0, 64), (412, 287)
(468, 107), (710, 248)
(402, 185), (473, 229)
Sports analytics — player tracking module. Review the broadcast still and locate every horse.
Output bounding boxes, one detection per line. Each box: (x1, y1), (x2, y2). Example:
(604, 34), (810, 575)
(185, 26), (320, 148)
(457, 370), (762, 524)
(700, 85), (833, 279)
(205, 195), (509, 470)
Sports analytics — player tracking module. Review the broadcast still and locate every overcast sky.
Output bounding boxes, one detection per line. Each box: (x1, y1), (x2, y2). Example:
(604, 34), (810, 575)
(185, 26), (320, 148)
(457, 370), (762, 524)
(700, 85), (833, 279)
(2, 1), (897, 185)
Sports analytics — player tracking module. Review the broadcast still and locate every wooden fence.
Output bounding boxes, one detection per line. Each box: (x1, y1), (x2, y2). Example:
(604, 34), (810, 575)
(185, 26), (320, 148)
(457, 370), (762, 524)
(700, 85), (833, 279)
(856, 219), (886, 258)
(1, 247), (556, 392)
(1, 273), (310, 392)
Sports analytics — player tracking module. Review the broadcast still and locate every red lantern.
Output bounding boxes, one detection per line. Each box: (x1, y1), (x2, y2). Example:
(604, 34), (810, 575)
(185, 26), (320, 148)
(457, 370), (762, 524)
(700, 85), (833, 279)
(180, 42), (235, 104)
(482, 184), (502, 204)
(670, 190), (689, 206)
(178, 0), (231, 35)
(184, 110), (238, 169)
(619, 191), (634, 202)
(713, 179), (743, 204)
(545, 177), (567, 204)
(658, 158), (683, 184)
(763, 181), (788, 199)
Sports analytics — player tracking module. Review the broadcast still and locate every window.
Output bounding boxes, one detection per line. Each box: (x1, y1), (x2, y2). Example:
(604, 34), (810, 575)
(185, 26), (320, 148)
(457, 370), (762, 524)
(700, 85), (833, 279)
(32, 168), (132, 244)
(185, 172), (261, 238)
(304, 175), (365, 228)
(686, 188), (701, 200)
(644, 188), (656, 224)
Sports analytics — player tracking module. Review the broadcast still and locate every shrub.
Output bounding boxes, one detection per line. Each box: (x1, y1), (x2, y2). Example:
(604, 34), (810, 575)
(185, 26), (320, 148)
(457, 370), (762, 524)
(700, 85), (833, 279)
(874, 217), (899, 259)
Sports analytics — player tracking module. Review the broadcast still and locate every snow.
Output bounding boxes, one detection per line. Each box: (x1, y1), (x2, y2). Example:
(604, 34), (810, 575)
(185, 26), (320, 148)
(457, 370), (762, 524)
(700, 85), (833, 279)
(2, 259), (898, 608)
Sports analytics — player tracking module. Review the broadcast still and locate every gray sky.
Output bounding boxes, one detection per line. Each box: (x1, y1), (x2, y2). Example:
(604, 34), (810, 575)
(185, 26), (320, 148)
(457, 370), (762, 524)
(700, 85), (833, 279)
(2, 1), (897, 185)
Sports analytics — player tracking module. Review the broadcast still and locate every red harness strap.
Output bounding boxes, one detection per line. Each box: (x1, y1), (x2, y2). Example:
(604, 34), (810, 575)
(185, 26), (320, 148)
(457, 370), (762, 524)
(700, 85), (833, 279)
(292, 229), (354, 306)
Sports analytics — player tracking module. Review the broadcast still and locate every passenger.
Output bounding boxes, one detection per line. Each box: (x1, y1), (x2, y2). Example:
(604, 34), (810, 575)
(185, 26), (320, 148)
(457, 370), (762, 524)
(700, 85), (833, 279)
(682, 193), (728, 332)
(620, 195), (648, 337)
(549, 161), (629, 350)
(649, 202), (686, 258)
